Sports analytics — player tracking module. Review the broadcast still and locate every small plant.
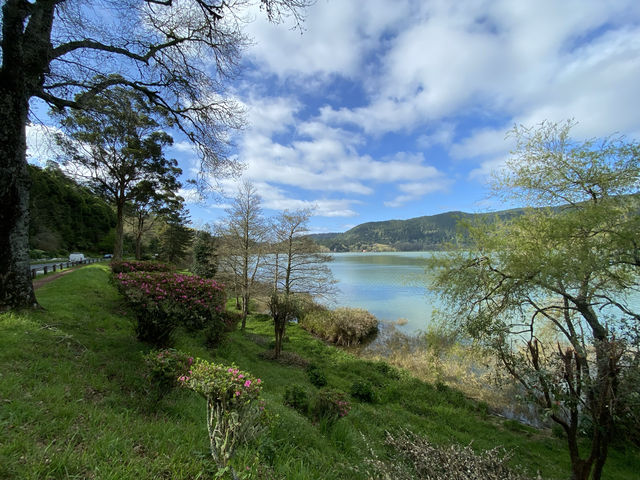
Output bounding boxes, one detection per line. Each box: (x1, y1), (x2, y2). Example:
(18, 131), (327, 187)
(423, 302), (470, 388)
(283, 384), (310, 415)
(180, 360), (264, 475)
(143, 348), (193, 402)
(311, 389), (350, 422)
(306, 364), (327, 388)
(350, 380), (376, 403)
(205, 318), (229, 348)
(373, 361), (401, 380)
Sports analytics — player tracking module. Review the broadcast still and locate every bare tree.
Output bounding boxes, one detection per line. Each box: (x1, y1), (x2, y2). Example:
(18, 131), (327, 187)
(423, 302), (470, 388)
(217, 181), (268, 329)
(268, 208), (334, 357)
(0, 0), (312, 310)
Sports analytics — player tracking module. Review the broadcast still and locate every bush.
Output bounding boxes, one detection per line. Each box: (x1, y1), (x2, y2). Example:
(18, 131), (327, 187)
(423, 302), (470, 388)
(306, 364), (328, 387)
(111, 260), (173, 273)
(143, 348), (193, 402)
(373, 361), (401, 380)
(283, 384), (310, 415)
(350, 380), (376, 403)
(301, 307), (378, 346)
(205, 318), (229, 348)
(113, 271), (226, 346)
(311, 389), (350, 422)
(365, 429), (532, 480)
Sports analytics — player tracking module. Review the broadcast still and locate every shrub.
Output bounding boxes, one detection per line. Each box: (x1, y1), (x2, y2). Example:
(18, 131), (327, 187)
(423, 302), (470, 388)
(283, 384), (310, 415)
(373, 360), (401, 380)
(113, 271), (226, 345)
(311, 389), (350, 422)
(180, 360), (264, 473)
(350, 380), (376, 403)
(306, 364), (328, 388)
(204, 317), (229, 348)
(143, 348), (193, 402)
(365, 429), (532, 480)
(301, 307), (378, 346)
(111, 260), (172, 273)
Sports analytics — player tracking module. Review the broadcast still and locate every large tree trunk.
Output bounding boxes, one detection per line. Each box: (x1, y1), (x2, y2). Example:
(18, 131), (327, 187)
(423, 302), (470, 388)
(0, 73), (38, 311)
(113, 200), (125, 262)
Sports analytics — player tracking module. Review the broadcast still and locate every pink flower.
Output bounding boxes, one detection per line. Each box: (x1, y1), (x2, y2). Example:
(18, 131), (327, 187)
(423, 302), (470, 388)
(235, 390), (241, 397)
(238, 374), (244, 379)
(256, 379), (261, 384)
(244, 380), (251, 387)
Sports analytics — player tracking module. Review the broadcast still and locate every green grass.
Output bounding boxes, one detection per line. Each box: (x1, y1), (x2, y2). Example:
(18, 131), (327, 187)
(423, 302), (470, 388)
(1, 264), (638, 479)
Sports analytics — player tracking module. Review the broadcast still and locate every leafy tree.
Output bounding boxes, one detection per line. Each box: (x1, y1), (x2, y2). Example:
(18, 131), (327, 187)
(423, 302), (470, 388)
(126, 180), (183, 260)
(217, 181), (268, 329)
(0, 0), (311, 310)
(191, 228), (218, 278)
(268, 208), (334, 357)
(54, 87), (181, 261)
(159, 206), (193, 265)
(430, 121), (640, 480)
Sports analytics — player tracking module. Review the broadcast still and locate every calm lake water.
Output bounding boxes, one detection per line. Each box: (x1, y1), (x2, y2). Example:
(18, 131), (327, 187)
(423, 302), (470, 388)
(326, 252), (440, 335)
(326, 251), (640, 336)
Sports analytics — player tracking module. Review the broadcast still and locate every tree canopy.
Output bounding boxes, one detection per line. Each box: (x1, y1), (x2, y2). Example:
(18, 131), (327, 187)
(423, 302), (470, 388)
(0, 0), (311, 310)
(54, 87), (182, 261)
(430, 121), (640, 480)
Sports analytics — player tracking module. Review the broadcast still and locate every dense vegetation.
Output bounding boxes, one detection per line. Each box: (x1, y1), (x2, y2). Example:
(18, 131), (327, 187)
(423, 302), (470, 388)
(1, 264), (639, 479)
(28, 164), (116, 257)
(310, 209), (525, 252)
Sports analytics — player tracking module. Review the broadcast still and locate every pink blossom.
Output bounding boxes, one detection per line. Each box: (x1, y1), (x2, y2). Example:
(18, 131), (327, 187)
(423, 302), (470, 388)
(244, 380), (251, 387)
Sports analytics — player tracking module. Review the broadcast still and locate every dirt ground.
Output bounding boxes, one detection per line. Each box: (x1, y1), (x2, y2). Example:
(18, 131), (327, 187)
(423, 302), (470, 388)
(33, 267), (81, 290)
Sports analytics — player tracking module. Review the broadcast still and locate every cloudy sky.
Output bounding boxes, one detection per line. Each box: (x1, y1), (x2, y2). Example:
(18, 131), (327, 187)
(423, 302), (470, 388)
(28, 0), (640, 233)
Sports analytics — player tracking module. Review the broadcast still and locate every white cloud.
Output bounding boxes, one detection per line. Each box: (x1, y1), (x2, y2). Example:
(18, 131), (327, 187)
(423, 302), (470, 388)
(244, 0), (412, 82)
(384, 179), (451, 208)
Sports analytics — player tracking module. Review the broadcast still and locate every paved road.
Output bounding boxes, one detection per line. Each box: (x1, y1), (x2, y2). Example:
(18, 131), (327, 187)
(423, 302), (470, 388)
(30, 259), (99, 276)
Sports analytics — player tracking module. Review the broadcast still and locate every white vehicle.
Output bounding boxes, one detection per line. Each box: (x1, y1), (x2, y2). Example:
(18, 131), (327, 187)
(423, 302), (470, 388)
(69, 252), (85, 262)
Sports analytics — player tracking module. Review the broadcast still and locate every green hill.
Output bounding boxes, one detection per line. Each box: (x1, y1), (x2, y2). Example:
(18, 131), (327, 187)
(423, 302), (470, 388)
(311, 209), (524, 252)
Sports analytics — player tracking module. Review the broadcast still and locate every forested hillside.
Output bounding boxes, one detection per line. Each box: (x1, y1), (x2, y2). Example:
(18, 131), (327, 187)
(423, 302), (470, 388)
(28, 165), (116, 257)
(311, 209), (525, 251)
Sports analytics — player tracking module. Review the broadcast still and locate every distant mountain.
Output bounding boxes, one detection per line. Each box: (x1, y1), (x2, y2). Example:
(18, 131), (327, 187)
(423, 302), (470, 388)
(309, 208), (525, 252)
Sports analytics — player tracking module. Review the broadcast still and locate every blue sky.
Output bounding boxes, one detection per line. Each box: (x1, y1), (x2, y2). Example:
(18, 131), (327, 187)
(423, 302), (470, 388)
(27, 0), (640, 233)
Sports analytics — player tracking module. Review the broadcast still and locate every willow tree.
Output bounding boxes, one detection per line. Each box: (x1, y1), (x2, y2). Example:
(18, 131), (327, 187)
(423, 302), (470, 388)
(430, 121), (640, 480)
(0, 0), (311, 310)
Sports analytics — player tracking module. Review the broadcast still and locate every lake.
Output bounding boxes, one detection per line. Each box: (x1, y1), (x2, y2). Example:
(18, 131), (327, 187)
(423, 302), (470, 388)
(326, 251), (640, 337)
(326, 252), (440, 335)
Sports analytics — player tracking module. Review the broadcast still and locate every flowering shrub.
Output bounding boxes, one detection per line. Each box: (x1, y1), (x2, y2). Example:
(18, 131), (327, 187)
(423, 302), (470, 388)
(180, 360), (264, 472)
(111, 260), (172, 273)
(113, 271), (226, 345)
(311, 389), (351, 422)
(143, 348), (193, 402)
(301, 307), (379, 346)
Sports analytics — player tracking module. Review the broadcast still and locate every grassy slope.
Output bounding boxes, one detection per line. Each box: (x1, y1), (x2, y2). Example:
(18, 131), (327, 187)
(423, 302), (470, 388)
(1, 264), (638, 479)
